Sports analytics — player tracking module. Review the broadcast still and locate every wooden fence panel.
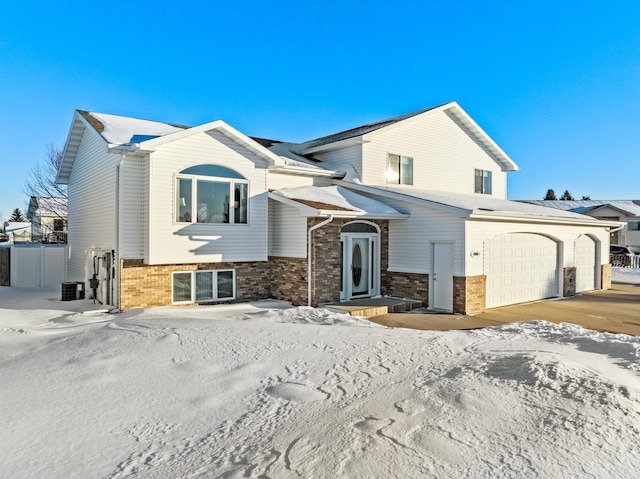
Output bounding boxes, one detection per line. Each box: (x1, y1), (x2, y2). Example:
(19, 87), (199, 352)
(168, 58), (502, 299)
(0, 248), (9, 286)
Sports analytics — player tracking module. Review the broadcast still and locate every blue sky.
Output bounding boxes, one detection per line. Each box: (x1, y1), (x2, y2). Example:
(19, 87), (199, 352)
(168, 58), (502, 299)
(1, 0), (639, 221)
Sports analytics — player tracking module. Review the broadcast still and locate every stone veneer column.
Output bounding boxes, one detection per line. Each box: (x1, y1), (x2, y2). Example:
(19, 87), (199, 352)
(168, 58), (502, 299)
(563, 267), (577, 297)
(601, 263), (612, 290)
(453, 275), (486, 315)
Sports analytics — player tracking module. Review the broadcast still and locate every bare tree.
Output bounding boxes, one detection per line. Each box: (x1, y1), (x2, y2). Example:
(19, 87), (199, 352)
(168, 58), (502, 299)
(23, 145), (67, 218)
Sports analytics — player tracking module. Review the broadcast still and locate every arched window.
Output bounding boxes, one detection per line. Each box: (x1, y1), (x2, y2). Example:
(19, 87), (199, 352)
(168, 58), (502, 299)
(341, 222), (379, 234)
(176, 164), (248, 224)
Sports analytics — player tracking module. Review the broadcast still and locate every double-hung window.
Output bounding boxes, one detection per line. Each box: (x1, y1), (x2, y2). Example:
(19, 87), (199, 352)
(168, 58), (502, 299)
(172, 269), (235, 303)
(474, 169), (492, 195)
(386, 154), (413, 185)
(176, 164), (248, 224)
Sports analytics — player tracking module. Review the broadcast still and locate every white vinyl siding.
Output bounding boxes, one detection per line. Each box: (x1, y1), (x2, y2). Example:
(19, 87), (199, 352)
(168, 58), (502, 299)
(268, 201), (307, 258)
(66, 128), (118, 281)
(120, 157), (145, 258)
(377, 198), (465, 275)
(145, 130), (269, 265)
(267, 171), (332, 190)
(361, 109), (508, 198)
(313, 144), (363, 180)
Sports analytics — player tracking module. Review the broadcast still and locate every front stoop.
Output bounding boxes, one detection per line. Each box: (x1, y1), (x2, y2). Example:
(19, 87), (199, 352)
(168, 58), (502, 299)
(323, 297), (423, 317)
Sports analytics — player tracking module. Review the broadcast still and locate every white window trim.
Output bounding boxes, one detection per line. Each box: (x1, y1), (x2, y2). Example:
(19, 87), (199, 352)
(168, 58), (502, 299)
(386, 153), (413, 185)
(474, 169), (492, 195)
(171, 269), (236, 304)
(175, 172), (250, 226)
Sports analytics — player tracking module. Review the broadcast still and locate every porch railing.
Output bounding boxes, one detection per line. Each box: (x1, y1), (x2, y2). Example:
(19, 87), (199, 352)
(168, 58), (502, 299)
(610, 254), (640, 268)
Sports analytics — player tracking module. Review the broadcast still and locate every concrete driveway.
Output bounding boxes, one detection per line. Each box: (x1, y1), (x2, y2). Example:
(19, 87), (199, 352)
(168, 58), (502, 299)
(369, 283), (640, 336)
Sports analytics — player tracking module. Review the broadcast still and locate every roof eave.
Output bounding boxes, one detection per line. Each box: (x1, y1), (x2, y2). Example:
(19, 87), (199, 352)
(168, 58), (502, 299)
(468, 211), (623, 227)
(269, 165), (342, 178)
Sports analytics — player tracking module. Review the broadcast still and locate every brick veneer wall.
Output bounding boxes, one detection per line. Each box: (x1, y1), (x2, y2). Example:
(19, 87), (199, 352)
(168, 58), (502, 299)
(601, 263), (611, 290)
(563, 267), (577, 297)
(307, 218), (389, 306)
(120, 259), (270, 309)
(453, 275), (486, 315)
(386, 272), (428, 305)
(269, 256), (308, 306)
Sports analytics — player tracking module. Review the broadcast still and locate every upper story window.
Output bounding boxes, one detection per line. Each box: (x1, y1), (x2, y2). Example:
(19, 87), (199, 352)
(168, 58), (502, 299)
(474, 169), (492, 195)
(386, 154), (413, 185)
(176, 164), (248, 224)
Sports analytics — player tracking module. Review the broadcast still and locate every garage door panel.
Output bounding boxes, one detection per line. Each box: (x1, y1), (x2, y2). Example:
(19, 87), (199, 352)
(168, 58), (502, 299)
(484, 233), (559, 308)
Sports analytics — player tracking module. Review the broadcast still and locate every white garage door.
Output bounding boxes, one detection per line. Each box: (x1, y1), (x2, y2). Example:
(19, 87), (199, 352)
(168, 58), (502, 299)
(484, 233), (559, 308)
(575, 235), (596, 293)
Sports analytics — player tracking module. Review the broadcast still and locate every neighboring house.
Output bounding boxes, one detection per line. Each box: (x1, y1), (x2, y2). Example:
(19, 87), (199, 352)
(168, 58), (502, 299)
(3, 222), (32, 243)
(56, 103), (620, 312)
(26, 196), (68, 243)
(520, 200), (640, 246)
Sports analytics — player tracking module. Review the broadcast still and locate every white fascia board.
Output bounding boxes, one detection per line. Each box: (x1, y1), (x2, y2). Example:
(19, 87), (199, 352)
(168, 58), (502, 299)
(136, 120), (286, 167)
(57, 112), (92, 184)
(467, 211), (624, 227)
(443, 103), (519, 171)
(316, 210), (409, 219)
(334, 180), (471, 217)
(269, 165), (339, 177)
(299, 136), (367, 155)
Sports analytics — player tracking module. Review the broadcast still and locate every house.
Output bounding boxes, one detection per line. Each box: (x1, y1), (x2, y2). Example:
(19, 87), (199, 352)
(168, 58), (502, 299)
(26, 196), (68, 243)
(3, 222), (31, 243)
(56, 103), (620, 312)
(519, 200), (640, 246)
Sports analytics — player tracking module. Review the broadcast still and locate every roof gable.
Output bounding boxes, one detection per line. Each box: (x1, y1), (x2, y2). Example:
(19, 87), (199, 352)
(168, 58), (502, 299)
(57, 110), (288, 183)
(298, 102), (518, 172)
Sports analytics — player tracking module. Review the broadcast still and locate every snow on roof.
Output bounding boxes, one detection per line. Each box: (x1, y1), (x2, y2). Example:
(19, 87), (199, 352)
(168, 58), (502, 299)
(267, 142), (332, 171)
(273, 185), (403, 216)
(83, 111), (188, 146)
(521, 200), (640, 217)
(341, 183), (607, 221)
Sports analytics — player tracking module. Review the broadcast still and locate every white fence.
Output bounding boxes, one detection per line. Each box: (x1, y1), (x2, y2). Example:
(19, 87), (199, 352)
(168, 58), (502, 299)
(1, 244), (69, 288)
(610, 254), (640, 269)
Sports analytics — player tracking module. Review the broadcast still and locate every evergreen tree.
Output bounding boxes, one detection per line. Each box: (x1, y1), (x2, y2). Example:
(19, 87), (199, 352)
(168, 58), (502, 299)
(544, 189), (557, 200)
(560, 190), (574, 201)
(581, 195), (591, 200)
(9, 208), (25, 222)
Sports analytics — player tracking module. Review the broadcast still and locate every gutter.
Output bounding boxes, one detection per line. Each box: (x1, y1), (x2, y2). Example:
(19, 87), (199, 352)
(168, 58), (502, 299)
(307, 215), (334, 307)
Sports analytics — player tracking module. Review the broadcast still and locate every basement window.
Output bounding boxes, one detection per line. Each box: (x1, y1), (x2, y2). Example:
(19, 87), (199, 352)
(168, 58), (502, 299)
(172, 269), (236, 304)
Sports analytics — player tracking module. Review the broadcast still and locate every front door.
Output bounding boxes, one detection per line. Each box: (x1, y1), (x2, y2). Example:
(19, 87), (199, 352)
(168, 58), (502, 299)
(350, 238), (369, 296)
(341, 232), (379, 300)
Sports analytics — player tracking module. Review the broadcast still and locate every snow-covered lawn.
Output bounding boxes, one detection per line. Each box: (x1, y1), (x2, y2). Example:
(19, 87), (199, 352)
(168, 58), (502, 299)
(612, 266), (640, 284)
(1, 287), (640, 478)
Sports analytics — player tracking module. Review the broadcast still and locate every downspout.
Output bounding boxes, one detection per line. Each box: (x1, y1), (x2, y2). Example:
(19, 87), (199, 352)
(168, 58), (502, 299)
(307, 215), (334, 307)
(115, 147), (127, 310)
